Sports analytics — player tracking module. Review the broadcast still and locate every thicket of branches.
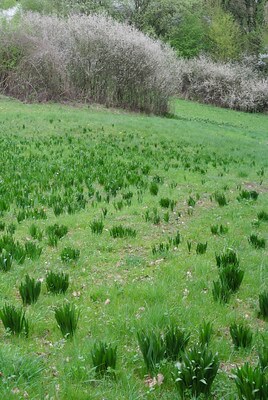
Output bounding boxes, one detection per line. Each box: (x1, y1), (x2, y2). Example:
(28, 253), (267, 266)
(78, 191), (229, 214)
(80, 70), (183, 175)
(0, 1), (267, 114)
(177, 56), (268, 112)
(0, 13), (177, 114)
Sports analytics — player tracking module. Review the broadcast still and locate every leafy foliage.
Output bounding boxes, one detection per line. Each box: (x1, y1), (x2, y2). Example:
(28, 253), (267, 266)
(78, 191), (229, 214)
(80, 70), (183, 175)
(60, 247), (80, 263)
(0, 304), (29, 336)
(19, 274), (41, 305)
(259, 291), (268, 320)
(196, 242), (207, 254)
(199, 321), (213, 347)
(46, 271), (69, 294)
(90, 219), (104, 235)
(164, 324), (190, 361)
(175, 345), (219, 398)
(137, 329), (165, 373)
(234, 363), (268, 400)
(91, 341), (117, 377)
(55, 303), (79, 338)
(109, 225), (136, 238)
(248, 234), (266, 249)
(230, 322), (253, 349)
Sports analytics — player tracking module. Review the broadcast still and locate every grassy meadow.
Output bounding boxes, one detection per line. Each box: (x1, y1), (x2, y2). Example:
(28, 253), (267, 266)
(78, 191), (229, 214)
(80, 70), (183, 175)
(0, 96), (267, 399)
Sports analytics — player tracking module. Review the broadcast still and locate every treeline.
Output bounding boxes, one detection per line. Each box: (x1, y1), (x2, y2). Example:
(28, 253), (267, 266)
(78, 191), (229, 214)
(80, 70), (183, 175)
(12, 0), (268, 63)
(0, 1), (267, 114)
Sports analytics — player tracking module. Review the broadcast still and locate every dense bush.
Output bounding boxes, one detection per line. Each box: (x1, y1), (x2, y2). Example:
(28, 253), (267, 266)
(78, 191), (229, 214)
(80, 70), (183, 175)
(177, 56), (268, 112)
(0, 13), (177, 115)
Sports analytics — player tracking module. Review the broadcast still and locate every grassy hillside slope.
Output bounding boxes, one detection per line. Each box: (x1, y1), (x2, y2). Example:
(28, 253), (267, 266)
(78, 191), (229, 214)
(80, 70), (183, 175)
(0, 97), (267, 399)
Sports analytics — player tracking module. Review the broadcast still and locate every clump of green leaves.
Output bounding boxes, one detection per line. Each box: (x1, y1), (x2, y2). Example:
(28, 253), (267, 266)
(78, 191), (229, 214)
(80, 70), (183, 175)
(213, 248), (243, 303)
(199, 321), (213, 347)
(0, 304), (29, 336)
(29, 224), (43, 241)
(90, 219), (104, 234)
(175, 345), (219, 398)
(46, 224), (68, 246)
(19, 274), (41, 305)
(7, 223), (16, 235)
(259, 291), (268, 320)
(60, 247), (80, 263)
(164, 324), (190, 361)
(137, 329), (165, 373)
(0, 250), (12, 272)
(149, 182), (159, 196)
(258, 343), (268, 371)
(216, 248), (239, 268)
(169, 231), (181, 247)
(163, 211), (169, 222)
(248, 234), (266, 249)
(109, 225), (136, 238)
(187, 196), (196, 207)
(212, 280), (231, 304)
(230, 322), (253, 349)
(196, 242), (207, 254)
(218, 263), (244, 294)
(46, 271), (69, 294)
(55, 303), (79, 338)
(152, 242), (170, 255)
(159, 198), (170, 208)
(211, 224), (228, 235)
(234, 363), (268, 400)
(187, 240), (192, 253)
(237, 189), (259, 202)
(214, 192), (228, 206)
(25, 241), (42, 260)
(257, 211), (268, 222)
(91, 341), (117, 377)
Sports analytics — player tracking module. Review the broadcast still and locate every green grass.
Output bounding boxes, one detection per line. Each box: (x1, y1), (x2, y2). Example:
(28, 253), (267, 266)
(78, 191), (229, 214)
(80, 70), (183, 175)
(0, 96), (267, 398)
(0, 0), (17, 10)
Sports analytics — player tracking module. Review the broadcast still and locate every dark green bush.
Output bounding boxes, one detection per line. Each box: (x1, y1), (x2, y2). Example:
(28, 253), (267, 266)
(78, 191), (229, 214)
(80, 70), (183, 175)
(137, 329), (165, 373)
(175, 345), (219, 398)
(196, 242), (207, 254)
(199, 321), (213, 347)
(0, 250), (12, 272)
(230, 322), (253, 349)
(219, 263), (244, 293)
(60, 247), (80, 263)
(257, 211), (268, 222)
(25, 241), (42, 260)
(248, 234), (266, 249)
(258, 344), (268, 371)
(47, 224), (68, 246)
(19, 274), (41, 305)
(237, 189), (259, 201)
(259, 291), (268, 320)
(90, 219), (104, 235)
(149, 182), (159, 196)
(0, 304), (29, 336)
(212, 280), (231, 304)
(91, 341), (117, 377)
(109, 225), (136, 238)
(214, 192), (228, 206)
(216, 248), (239, 268)
(234, 363), (268, 400)
(55, 303), (79, 338)
(164, 324), (190, 361)
(46, 271), (69, 294)
(29, 224), (43, 241)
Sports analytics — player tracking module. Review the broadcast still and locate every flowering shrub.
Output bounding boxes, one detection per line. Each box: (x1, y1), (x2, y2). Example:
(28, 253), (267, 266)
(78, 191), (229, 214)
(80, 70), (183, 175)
(0, 13), (177, 114)
(177, 56), (268, 112)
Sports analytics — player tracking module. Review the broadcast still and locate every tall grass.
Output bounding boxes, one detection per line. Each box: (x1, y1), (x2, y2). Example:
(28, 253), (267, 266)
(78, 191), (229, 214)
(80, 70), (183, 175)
(0, 12), (177, 115)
